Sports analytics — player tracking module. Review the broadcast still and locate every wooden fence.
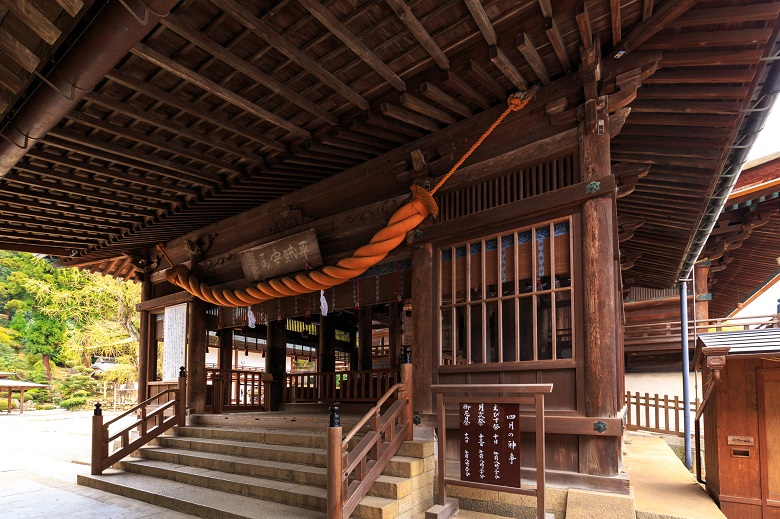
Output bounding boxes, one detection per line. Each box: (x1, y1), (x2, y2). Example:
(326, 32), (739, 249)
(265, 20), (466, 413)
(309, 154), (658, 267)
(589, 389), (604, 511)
(625, 391), (700, 437)
(206, 368), (271, 413)
(285, 369), (400, 403)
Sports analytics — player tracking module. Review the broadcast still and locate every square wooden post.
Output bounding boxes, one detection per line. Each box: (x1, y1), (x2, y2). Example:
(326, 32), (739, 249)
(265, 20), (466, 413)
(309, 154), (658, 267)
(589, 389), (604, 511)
(412, 242), (434, 415)
(327, 405), (343, 519)
(91, 402), (104, 475)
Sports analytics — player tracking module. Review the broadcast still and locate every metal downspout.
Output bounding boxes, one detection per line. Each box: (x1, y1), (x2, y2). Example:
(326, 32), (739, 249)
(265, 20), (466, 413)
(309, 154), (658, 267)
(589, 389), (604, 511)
(679, 280), (692, 470)
(0, 0), (181, 178)
(678, 47), (780, 280)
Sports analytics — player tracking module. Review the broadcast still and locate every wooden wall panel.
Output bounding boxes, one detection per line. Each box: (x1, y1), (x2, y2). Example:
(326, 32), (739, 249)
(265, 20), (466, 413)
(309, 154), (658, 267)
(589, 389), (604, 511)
(720, 502), (762, 519)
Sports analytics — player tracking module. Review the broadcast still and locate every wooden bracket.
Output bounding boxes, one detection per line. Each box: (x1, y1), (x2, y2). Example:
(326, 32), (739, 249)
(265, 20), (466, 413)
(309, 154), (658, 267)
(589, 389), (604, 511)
(613, 162), (650, 199)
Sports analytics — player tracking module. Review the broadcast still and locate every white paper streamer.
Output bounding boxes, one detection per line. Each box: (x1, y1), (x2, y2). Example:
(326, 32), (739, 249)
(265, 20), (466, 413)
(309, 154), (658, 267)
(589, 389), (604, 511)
(320, 290), (329, 316)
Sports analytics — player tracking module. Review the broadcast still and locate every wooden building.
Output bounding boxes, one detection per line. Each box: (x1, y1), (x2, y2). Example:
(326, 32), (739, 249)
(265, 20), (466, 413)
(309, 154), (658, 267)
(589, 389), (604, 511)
(0, 0), (779, 508)
(695, 329), (780, 519)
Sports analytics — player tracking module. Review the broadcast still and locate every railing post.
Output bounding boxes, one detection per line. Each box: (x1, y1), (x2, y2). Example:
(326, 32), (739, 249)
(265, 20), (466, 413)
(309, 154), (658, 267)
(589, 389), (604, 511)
(327, 405), (343, 519)
(177, 366), (187, 427)
(91, 402), (104, 475)
(400, 346), (413, 441)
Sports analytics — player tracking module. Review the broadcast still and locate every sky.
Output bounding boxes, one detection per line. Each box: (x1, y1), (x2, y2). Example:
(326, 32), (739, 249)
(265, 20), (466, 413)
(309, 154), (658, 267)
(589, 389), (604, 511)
(730, 101), (780, 319)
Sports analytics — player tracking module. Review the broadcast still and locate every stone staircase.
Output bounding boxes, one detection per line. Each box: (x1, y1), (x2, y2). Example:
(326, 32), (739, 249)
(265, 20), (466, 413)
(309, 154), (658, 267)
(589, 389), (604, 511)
(78, 422), (435, 519)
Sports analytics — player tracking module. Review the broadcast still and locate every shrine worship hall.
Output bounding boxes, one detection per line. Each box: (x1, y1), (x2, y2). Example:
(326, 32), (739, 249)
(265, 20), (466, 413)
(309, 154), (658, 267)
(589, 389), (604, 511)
(1, 0), (779, 518)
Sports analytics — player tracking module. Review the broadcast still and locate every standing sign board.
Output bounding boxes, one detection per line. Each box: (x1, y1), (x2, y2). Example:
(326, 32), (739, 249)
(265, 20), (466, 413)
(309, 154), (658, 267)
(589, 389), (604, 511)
(163, 303), (187, 381)
(460, 403), (522, 486)
(431, 384), (552, 519)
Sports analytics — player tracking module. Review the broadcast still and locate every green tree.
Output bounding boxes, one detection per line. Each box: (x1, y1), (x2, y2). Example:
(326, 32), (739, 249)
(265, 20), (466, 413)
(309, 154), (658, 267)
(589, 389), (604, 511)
(14, 312), (67, 379)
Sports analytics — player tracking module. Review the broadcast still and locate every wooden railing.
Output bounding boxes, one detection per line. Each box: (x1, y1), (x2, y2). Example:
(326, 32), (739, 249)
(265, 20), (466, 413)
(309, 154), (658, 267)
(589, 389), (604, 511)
(207, 368), (271, 413)
(92, 370), (186, 475)
(625, 391), (700, 437)
(327, 362), (412, 519)
(285, 368), (400, 403)
(624, 314), (780, 353)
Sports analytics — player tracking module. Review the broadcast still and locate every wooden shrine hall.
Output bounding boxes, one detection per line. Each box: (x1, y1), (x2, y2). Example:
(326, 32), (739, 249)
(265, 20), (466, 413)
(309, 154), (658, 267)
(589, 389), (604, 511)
(1, 0), (780, 516)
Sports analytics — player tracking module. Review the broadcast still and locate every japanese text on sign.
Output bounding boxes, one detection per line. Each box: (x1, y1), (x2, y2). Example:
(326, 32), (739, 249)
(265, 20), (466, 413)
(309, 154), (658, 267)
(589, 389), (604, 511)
(460, 403), (521, 487)
(239, 229), (323, 281)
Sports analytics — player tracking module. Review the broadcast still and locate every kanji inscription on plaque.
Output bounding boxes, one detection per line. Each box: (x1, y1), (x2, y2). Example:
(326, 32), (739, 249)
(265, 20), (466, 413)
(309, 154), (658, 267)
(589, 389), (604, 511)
(460, 403), (521, 487)
(239, 229), (322, 280)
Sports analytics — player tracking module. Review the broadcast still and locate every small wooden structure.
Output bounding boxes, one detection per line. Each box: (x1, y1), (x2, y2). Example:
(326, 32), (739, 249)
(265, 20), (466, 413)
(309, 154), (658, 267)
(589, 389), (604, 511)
(694, 329), (780, 519)
(0, 372), (48, 414)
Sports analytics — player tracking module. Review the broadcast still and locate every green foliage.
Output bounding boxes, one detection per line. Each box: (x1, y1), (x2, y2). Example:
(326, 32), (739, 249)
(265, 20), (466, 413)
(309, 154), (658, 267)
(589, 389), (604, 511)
(0, 342), (24, 373)
(25, 388), (51, 403)
(56, 370), (99, 400)
(0, 399), (18, 411)
(59, 396), (89, 410)
(35, 404), (57, 410)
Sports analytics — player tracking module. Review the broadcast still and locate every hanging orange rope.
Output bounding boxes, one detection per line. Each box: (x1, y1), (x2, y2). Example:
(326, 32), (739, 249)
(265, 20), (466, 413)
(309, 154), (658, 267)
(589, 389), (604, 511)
(166, 89), (537, 307)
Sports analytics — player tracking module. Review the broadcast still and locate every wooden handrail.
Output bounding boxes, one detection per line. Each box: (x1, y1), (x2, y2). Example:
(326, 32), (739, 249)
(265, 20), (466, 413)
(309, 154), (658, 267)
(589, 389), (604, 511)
(91, 371), (186, 475)
(327, 362), (413, 519)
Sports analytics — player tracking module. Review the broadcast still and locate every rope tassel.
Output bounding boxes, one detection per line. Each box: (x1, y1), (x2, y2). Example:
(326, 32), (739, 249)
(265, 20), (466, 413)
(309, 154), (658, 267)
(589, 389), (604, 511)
(165, 90), (537, 307)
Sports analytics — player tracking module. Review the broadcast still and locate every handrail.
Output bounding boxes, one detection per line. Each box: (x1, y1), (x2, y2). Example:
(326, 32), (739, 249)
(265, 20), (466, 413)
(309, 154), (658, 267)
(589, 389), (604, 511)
(91, 369), (186, 475)
(342, 382), (404, 444)
(327, 361), (413, 519)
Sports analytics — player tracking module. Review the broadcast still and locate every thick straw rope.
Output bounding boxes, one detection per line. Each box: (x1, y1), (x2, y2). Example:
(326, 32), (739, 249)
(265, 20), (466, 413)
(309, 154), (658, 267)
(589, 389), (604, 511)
(166, 90), (536, 307)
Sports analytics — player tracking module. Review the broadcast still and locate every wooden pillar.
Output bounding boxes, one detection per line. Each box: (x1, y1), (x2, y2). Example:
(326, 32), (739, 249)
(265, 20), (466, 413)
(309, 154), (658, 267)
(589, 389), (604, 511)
(319, 315), (336, 373)
(411, 242), (434, 415)
(358, 306), (373, 371)
(349, 327), (359, 371)
(266, 320), (287, 411)
(219, 329), (234, 370)
(694, 262), (710, 323)
(579, 88), (621, 476)
(186, 297), (208, 414)
(389, 302), (401, 370)
(137, 271), (152, 402)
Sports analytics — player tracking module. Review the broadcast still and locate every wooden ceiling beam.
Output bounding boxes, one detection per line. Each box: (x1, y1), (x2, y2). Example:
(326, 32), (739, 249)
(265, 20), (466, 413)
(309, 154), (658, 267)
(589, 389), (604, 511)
(380, 103), (440, 132)
(420, 82), (471, 118)
(628, 99), (743, 115)
(0, 215), (115, 240)
(0, 228), (93, 247)
(619, 124), (733, 140)
(44, 130), (222, 187)
(515, 32), (551, 85)
(106, 69), (280, 154)
(609, 0), (698, 57)
(644, 28), (774, 50)
(4, 0), (60, 44)
(611, 0), (621, 46)
(384, 0), (449, 70)
(330, 128), (395, 150)
(303, 141), (373, 162)
(133, 43), (309, 140)
(464, 0), (498, 46)
(86, 91), (265, 166)
(362, 112), (426, 139)
(14, 161), (183, 206)
(443, 71), (490, 110)
(545, 17), (571, 72)
(0, 203), (125, 231)
(661, 49), (766, 67)
(400, 93), (457, 124)
(162, 13), (338, 127)
(642, 0), (653, 22)
(0, 28), (40, 72)
(300, 0), (405, 92)
(54, 0), (83, 17)
(210, 0), (369, 110)
(575, 2), (593, 49)
(8, 169), (166, 213)
(469, 59), (505, 100)
(643, 69), (756, 85)
(26, 149), (201, 197)
(625, 113), (737, 128)
(0, 190), (143, 224)
(671, 3), (780, 27)
(489, 46), (528, 91)
(319, 133), (387, 154)
(66, 110), (241, 175)
(638, 85), (750, 99)
(346, 119), (407, 144)
(0, 242), (74, 256)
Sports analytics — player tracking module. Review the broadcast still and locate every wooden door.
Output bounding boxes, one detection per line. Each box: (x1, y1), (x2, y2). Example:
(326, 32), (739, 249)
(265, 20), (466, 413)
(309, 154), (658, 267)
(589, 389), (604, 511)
(758, 369), (780, 518)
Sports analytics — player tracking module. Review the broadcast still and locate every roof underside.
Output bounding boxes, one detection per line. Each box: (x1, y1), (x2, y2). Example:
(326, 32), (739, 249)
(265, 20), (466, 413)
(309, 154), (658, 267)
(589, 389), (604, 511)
(0, 0), (778, 289)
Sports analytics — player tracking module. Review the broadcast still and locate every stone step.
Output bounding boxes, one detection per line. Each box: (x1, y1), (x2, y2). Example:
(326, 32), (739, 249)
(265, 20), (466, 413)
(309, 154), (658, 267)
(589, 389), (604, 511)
(78, 469), (398, 519)
(136, 446), (411, 500)
(172, 425), (434, 459)
(116, 458), (398, 518)
(155, 435), (329, 466)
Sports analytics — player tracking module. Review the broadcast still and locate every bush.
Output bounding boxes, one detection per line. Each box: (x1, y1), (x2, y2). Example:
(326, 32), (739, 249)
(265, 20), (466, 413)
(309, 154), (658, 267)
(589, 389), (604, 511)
(59, 396), (89, 410)
(35, 403), (57, 410)
(0, 399), (19, 411)
(72, 390), (90, 398)
(56, 372), (98, 400)
(25, 388), (52, 403)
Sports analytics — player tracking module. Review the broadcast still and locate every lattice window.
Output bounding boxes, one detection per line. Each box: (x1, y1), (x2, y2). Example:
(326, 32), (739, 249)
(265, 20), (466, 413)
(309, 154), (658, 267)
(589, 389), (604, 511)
(438, 217), (575, 366)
